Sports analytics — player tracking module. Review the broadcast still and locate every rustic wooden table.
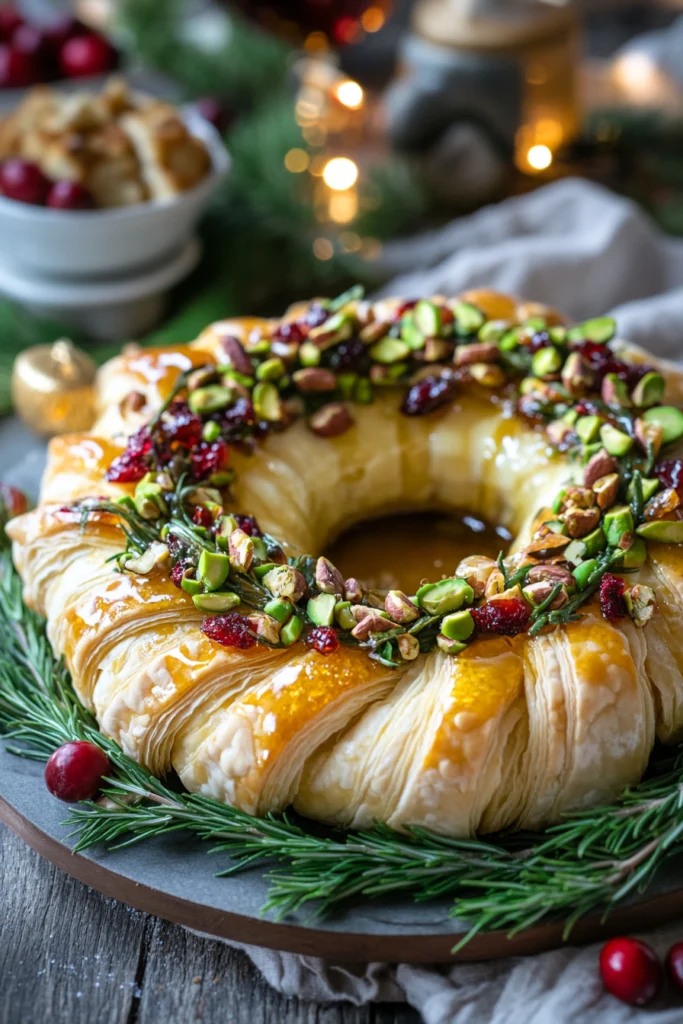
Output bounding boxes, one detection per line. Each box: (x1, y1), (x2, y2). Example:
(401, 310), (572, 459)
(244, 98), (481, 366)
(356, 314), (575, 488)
(0, 826), (420, 1024)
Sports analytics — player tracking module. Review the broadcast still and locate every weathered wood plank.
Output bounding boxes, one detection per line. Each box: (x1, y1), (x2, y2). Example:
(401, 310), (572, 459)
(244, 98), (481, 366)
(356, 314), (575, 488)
(0, 826), (420, 1024)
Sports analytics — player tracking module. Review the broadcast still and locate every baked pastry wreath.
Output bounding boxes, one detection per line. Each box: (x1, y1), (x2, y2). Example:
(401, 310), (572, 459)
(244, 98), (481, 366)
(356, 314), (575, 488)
(9, 287), (683, 839)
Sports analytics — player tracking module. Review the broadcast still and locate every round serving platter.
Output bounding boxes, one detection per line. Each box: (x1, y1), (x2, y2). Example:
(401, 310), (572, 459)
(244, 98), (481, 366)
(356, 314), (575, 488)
(3, 419), (683, 962)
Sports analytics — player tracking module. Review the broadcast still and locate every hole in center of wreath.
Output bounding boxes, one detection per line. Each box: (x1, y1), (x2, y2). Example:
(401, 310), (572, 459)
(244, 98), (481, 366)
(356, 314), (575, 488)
(325, 512), (511, 597)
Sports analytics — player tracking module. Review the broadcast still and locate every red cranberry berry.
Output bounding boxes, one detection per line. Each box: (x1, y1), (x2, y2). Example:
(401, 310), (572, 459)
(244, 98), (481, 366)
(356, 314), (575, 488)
(655, 459), (683, 498)
(47, 180), (94, 210)
(59, 32), (116, 78)
(329, 337), (367, 373)
(44, 741), (111, 803)
(192, 505), (214, 529)
(272, 321), (306, 345)
(222, 396), (255, 434)
(202, 612), (257, 650)
(191, 438), (229, 480)
(402, 375), (457, 417)
(162, 400), (203, 448)
(574, 341), (650, 388)
(170, 562), (186, 589)
(471, 597), (531, 637)
(43, 15), (85, 51)
(0, 7), (22, 42)
(395, 299), (418, 320)
(0, 44), (39, 87)
(306, 626), (340, 655)
(0, 158), (49, 204)
(666, 942), (683, 994)
(0, 481), (28, 518)
(194, 96), (236, 134)
(599, 574), (627, 622)
(599, 937), (662, 1006)
(12, 23), (48, 59)
(303, 303), (329, 329)
(235, 514), (262, 537)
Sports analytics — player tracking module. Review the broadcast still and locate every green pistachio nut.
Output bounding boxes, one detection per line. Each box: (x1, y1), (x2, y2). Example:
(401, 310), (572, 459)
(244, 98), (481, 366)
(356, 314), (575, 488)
(280, 615), (304, 646)
(575, 415), (602, 444)
(263, 565), (307, 601)
(601, 373), (632, 409)
(636, 520), (683, 543)
(188, 385), (234, 415)
(632, 371), (665, 409)
(416, 578), (474, 615)
(469, 363), (506, 388)
(215, 515), (239, 551)
(202, 420), (221, 443)
(564, 539), (587, 566)
(413, 300), (442, 338)
(354, 377), (374, 405)
(478, 319), (510, 343)
(299, 341), (321, 367)
(582, 526), (607, 556)
(436, 635), (467, 655)
(531, 346), (562, 379)
(251, 537), (268, 562)
(192, 592), (240, 612)
(256, 357), (286, 382)
(309, 311), (354, 349)
(197, 550), (230, 591)
(600, 423), (633, 457)
(334, 600), (356, 631)
(572, 558), (599, 590)
(370, 337), (411, 364)
(642, 406), (683, 446)
(545, 519), (569, 535)
(440, 609), (475, 642)
(603, 505), (634, 547)
(453, 301), (485, 336)
(549, 325), (567, 344)
(180, 573), (202, 596)
(254, 562), (278, 580)
(562, 409), (578, 426)
(252, 382), (283, 422)
(220, 370), (254, 389)
(567, 316), (616, 344)
(622, 538), (648, 567)
(306, 593), (337, 627)
(115, 494), (137, 511)
(400, 314), (426, 351)
(263, 598), (293, 624)
(551, 489), (567, 515)
(499, 328), (522, 352)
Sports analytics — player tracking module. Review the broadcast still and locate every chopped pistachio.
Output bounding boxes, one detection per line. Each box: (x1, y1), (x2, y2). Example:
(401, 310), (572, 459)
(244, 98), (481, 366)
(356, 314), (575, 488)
(309, 311), (354, 349)
(545, 519), (568, 535)
(315, 556), (345, 596)
(634, 417), (663, 458)
(642, 406), (683, 445)
(400, 315), (426, 351)
(281, 614), (304, 646)
(627, 476), (659, 504)
(334, 600), (356, 631)
(413, 300), (442, 337)
(531, 347), (562, 379)
(564, 539), (587, 566)
(215, 515), (239, 551)
(622, 538), (648, 567)
(254, 562), (278, 580)
(264, 565), (307, 602)
(453, 301), (485, 336)
(188, 385), (235, 415)
(397, 633), (420, 660)
(601, 373), (632, 409)
(632, 371), (665, 408)
(469, 363), (506, 388)
(603, 505), (634, 547)
(306, 593), (337, 627)
(572, 558), (598, 590)
(247, 613), (281, 644)
(123, 542), (169, 576)
(256, 357), (286, 382)
(441, 609), (475, 641)
(193, 592), (240, 612)
(344, 577), (365, 603)
(370, 337), (411, 364)
(354, 378), (374, 405)
(552, 489), (567, 515)
(202, 420), (221, 443)
(499, 328), (521, 352)
(592, 473), (620, 510)
(478, 319), (510, 343)
(299, 341), (321, 367)
(583, 526), (607, 556)
(351, 612), (395, 641)
(180, 572), (202, 596)
(228, 529), (254, 573)
(575, 414), (602, 444)
(636, 520), (683, 543)
(600, 423), (633, 457)
(436, 635), (467, 654)
(198, 550), (230, 591)
(624, 584), (656, 627)
(416, 578), (474, 615)
(253, 381), (283, 422)
(562, 409), (579, 426)
(385, 590), (420, 624)
(567, 316), (616, 344)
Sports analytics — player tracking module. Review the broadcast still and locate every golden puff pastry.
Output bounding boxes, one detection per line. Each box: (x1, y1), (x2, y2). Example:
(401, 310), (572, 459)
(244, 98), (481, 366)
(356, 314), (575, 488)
(9, 289), (683, 838)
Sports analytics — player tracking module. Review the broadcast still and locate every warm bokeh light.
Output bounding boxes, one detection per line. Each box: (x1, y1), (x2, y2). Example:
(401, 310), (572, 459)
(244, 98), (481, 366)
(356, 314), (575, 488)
(322, 157), (359, 191)
(362, 6), (386, 32)
(284, 148), (310, 173)
(340, 231), (362, 253)
(527, 145), (553, 171)
(304, 31), (328, 53)
(336, 80), (364, 110)
(313, 237), (334, 261)
(329, 192), (358, 224)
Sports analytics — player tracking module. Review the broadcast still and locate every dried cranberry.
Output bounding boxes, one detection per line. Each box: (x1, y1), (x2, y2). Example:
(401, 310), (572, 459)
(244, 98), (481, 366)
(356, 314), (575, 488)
(222, 397), (255, 433)
(574, 341), (650, 388)
(171, 562), (186, 588)
(162, 400), (203, 448)
(599, 573), (627, 622)
(472, 598), (530, 636)
(192, 506), (214, 528)
(302, 303), (329, 329)
(106, 452), (147, 483)
(573, 399), (601, 417)
(47, 180), (94, 210)
(127, 425), (153, 457)
(202, 613), (256, 649)
(395, 300), (418, 320)
(190, 438), (228, 480)
(272, 321), (305, 345)
(329, 337), (367, 373)
(655, 459), (683, 497)
(402, 375), (457, 417)
(235, 514), (262, 537)
(306, 626), (340, 655)
(528, 330), (552, 353)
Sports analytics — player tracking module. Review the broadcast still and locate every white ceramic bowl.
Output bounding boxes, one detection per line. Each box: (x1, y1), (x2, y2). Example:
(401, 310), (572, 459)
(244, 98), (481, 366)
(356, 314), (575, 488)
(0, 109), (229, 279)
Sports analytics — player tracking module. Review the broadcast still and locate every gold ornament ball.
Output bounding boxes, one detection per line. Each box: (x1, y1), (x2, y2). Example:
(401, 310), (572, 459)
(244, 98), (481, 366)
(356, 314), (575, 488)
(12, 339), (97, 438)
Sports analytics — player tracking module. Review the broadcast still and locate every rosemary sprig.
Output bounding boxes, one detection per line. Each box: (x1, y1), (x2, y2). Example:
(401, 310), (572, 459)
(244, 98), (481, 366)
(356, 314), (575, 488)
(3, 534), (683, 947)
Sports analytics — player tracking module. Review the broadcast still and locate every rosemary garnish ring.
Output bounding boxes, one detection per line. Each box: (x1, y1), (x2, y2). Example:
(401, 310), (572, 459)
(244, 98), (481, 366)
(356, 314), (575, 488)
(3, 522), (683, 949)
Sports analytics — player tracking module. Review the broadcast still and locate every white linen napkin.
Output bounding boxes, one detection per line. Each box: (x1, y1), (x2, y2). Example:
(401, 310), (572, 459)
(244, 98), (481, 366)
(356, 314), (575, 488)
(197, 179), (683, 1022)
